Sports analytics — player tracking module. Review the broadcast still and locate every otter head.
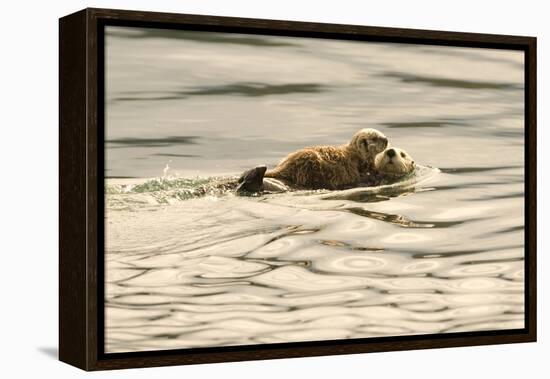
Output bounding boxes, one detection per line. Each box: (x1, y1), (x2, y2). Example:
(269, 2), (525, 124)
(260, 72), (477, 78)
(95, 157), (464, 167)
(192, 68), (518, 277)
(374, 147), (415, 177)
(349, 128), (388, 162)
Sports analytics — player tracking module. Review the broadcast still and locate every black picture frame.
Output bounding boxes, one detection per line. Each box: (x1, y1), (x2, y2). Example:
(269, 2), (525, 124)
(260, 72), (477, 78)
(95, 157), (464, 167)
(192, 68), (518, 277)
(59, 7), (537, 371)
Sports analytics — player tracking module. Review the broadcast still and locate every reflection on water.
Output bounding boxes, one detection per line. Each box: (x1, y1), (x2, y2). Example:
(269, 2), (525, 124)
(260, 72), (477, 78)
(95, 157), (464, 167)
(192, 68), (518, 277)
(104, 27), (525, 353)
(380, 72), (522, 90)
(107, 27), (299, 47)
(107, 136), (199, 148)
(112, 83), (327, 103)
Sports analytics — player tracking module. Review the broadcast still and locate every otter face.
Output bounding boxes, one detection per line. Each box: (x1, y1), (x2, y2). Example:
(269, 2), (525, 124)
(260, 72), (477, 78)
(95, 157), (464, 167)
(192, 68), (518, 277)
(374, 147), (415, 177)
(350, 128), (388, 161)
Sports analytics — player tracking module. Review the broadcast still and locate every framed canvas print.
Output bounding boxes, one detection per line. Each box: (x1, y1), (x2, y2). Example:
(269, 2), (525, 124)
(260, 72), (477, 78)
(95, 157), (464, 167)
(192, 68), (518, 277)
(59, 8), (537, 371)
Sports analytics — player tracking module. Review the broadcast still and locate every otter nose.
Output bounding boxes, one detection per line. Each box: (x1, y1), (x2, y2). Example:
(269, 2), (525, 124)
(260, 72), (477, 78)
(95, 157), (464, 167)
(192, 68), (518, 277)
(386, 148), (396, 158)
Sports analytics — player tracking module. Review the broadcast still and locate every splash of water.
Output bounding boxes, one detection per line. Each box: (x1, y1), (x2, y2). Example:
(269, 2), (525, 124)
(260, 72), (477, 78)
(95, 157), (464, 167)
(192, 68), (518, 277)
(162, 160), (172, 178)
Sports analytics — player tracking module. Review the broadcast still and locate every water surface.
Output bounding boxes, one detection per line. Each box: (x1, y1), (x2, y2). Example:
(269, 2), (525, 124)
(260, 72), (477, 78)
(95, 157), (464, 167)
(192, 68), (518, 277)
(104, 27), (525, 353)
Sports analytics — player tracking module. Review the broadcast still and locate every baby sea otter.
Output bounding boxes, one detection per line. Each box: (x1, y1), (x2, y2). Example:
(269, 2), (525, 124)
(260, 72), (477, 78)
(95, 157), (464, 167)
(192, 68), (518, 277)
(264, 128), (388, 190)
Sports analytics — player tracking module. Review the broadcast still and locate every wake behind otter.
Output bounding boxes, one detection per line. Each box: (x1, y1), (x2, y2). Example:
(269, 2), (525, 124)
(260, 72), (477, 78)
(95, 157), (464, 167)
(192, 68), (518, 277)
(105, 165), (439, 208)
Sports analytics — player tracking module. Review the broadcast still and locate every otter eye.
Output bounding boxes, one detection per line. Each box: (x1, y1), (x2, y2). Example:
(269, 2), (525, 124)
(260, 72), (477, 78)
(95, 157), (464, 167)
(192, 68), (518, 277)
(400, 152), (406, 158)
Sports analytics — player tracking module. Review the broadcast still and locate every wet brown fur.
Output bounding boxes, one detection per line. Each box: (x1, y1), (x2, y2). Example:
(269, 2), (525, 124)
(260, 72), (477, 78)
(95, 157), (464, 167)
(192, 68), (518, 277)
(265, 144), (369, 190)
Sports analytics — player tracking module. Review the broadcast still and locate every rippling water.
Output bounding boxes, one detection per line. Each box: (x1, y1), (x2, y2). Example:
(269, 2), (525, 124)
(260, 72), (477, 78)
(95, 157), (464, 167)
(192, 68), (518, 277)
(104, 27), (525, 353)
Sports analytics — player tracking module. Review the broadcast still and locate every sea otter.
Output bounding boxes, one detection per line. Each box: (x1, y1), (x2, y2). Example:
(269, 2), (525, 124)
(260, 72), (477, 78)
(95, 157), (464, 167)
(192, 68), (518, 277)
(263, 128), (388, 190)
(179, 145), (413, 198)
(234, 146), (416, 194)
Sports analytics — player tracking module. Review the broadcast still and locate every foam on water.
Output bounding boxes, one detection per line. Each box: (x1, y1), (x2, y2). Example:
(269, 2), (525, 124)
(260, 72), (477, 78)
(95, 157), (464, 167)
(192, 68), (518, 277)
(106, 165), (439, 208)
